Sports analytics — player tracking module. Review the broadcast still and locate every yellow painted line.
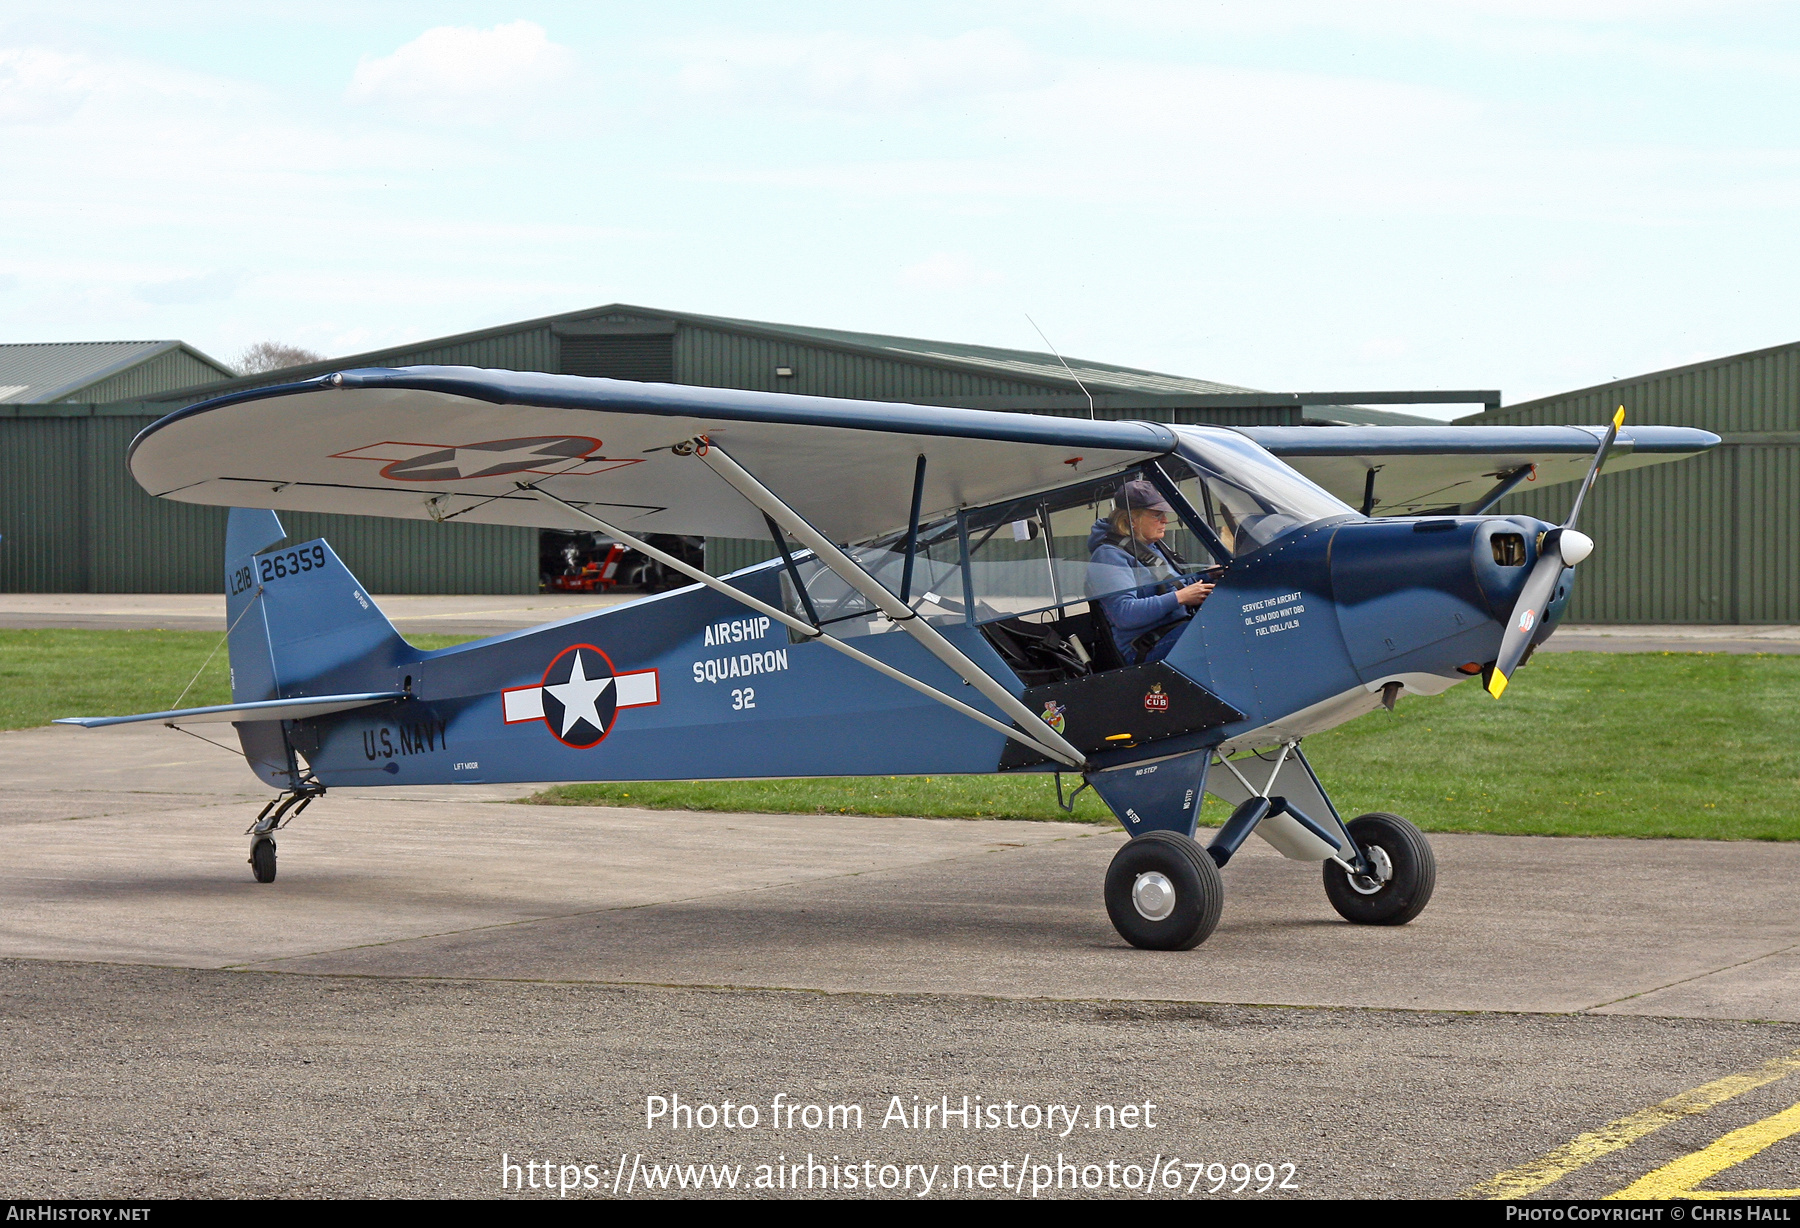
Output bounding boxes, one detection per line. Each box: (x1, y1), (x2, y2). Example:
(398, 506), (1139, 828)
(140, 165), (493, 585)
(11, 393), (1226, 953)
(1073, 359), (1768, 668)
(1607, 1100), (1800, 1199)
(1463, 1048), (1800, 1199)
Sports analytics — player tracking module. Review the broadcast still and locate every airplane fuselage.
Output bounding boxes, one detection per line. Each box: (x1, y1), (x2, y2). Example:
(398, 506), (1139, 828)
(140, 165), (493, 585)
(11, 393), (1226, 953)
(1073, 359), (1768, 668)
(266, 511), (1564, 792)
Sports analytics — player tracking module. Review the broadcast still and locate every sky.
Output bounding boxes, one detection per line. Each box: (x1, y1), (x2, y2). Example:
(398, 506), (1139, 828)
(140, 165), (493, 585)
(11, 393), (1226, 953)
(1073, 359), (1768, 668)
(3, 2), (1799, 415)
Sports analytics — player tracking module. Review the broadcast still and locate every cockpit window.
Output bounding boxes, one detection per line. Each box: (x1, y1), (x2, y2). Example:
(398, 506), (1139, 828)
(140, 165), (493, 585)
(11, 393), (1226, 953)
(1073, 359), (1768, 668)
(1168, 426), (1359, 554)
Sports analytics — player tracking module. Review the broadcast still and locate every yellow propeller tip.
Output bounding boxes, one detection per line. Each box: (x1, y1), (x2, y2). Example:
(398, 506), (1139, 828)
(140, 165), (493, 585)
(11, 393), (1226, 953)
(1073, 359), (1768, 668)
(1613, 406), (1626, 428)
(1486, 671), (1509, 698)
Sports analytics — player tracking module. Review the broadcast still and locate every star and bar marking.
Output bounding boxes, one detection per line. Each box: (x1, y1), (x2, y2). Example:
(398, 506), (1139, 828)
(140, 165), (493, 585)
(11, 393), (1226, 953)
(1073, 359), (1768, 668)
(330, 436), (643, 482)
(502, 644), (658, 749)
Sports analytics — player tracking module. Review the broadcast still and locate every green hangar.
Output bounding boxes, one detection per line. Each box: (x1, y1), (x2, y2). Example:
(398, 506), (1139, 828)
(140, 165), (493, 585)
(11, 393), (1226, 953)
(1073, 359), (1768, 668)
(0, 304), (1448, 595)
(1458, 338), (1800, 624)
(0, 303), (1784, 624)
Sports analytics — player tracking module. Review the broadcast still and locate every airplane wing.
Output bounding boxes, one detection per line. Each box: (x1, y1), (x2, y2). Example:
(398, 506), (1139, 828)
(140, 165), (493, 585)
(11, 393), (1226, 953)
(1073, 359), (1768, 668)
(1235, 424), (1720, 516)
(129, 368), (1177, 544)
(130, 369), (1721, 540)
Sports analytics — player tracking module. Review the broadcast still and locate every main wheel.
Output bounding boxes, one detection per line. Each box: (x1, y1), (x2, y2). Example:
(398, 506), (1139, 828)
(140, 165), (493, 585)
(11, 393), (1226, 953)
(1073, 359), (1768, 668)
(250, 838), (277, 884)
(1104, 830), (1224, 950)
(1323, 812), (1434, 925)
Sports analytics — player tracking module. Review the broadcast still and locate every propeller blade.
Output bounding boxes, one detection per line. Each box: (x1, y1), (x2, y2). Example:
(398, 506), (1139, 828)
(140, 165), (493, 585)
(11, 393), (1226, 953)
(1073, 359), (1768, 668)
(1487, 408), (1623, 698)
(1563, 406), (1625, 532)
(1486, 551), (1564, 697)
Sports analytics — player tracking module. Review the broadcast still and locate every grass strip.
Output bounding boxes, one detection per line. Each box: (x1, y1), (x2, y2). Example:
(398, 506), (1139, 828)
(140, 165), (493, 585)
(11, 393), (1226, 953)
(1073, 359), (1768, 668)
(530, 653), (1800, 841)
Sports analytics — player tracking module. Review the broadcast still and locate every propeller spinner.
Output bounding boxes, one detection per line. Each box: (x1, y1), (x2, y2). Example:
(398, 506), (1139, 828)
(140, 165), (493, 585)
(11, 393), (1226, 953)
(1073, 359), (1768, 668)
(1486, 407), (1623, 698)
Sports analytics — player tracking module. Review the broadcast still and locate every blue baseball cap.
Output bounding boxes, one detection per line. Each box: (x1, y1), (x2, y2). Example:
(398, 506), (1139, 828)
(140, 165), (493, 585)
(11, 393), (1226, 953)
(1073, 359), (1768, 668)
(1113, 479), (1174, 517)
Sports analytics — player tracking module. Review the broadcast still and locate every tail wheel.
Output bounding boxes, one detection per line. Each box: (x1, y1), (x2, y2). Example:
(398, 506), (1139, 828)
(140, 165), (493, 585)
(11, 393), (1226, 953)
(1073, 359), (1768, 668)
(250, 838), (277, 884)
(1323, 812), (1434, 925)
(1104, 830), (1224, 950)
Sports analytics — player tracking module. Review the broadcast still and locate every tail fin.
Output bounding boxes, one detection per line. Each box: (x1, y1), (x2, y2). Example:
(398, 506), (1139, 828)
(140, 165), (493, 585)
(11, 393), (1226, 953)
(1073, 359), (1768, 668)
(225, 508), (413, 785)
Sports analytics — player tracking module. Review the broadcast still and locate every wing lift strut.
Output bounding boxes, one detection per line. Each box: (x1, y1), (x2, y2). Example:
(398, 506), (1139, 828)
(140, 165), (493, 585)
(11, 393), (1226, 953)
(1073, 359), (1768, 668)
(517, 443), (1087, 771)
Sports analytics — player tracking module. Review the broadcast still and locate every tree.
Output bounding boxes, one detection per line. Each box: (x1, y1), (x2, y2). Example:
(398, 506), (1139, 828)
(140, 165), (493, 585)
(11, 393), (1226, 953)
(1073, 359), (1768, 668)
(237, 341), (325, 375)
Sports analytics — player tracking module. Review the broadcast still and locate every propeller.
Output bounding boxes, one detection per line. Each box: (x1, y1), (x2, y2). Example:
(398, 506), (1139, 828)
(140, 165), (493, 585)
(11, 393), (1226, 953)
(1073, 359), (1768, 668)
(1486, 407), (1624, 698)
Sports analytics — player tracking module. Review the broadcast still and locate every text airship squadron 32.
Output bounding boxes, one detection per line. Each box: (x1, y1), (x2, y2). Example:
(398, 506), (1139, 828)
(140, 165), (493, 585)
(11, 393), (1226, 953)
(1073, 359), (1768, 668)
(61, 369), (1716, 949)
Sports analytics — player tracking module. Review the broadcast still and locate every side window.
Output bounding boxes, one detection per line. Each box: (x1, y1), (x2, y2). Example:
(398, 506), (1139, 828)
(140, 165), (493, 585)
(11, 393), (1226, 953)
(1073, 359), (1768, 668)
(1045, 471), (1223, 604)
(969, 470), (1226, 626)
(965, 498), (1057, 622)
(1044, 480), (1132, 604)
(778, 516), (965, 641)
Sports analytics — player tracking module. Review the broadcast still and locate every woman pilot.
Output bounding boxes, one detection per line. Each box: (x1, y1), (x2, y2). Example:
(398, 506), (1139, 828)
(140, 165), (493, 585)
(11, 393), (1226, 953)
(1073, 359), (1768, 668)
(1085, 479), (1215, 665)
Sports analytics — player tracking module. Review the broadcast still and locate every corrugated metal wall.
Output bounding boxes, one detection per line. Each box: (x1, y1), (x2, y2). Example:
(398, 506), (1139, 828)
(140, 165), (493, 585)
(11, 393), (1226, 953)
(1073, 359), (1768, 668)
(1471, 340), (1800, 623)
(676, 325), (1055, 400)
(360, 325), (560, 375)
(74, 348), (233, 404)
(0, 406), (536, 594)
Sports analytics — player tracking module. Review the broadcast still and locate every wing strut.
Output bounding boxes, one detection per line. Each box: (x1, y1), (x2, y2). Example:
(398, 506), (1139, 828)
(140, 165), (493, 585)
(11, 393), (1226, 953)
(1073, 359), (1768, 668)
(693, 441), (1090, 771)
(517, 482), (1086, 770)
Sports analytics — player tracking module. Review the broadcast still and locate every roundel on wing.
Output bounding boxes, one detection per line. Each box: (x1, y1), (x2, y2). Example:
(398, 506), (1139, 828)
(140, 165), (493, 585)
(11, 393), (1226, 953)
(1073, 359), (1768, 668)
(380, 436), (601, 482)
(539, 644), (619, 749)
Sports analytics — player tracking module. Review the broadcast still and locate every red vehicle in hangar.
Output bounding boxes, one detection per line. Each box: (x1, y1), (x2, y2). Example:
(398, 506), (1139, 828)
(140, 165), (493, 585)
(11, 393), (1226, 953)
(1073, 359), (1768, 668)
(541, 529), (704, 593)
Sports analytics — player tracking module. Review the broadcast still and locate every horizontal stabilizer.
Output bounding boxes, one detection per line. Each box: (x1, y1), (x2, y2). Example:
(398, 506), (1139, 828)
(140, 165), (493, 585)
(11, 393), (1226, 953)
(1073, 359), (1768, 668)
(55, 691), (406, 729)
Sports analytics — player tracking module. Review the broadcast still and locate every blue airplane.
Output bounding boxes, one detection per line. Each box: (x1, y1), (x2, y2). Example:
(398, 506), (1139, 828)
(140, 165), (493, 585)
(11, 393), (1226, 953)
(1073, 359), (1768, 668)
(59, 369), (1717, 950)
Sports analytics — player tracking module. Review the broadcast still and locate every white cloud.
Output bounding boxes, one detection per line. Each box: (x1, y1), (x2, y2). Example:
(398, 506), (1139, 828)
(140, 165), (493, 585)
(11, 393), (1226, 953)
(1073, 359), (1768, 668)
(0, 48), (98, 124)
(0, 44), (235, 127)
(674, 29), (1038, 112)
(346, 21), (576, 123)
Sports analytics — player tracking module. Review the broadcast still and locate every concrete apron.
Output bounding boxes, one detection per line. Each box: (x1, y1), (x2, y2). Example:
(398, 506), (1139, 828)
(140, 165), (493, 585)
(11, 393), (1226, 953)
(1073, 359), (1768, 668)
(3, 723), (1795, 1022)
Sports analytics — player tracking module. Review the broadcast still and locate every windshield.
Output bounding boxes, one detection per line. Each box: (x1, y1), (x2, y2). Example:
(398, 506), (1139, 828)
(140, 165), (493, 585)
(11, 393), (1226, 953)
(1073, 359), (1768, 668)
(1170, 425), (1358, 554)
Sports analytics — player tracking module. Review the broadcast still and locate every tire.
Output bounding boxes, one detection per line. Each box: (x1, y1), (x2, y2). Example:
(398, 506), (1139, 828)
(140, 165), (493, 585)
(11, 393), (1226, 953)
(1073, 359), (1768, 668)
(1323, 812), (1434, 925)
(250, 838), (277, 884)
(1104, 830), (1225, 950)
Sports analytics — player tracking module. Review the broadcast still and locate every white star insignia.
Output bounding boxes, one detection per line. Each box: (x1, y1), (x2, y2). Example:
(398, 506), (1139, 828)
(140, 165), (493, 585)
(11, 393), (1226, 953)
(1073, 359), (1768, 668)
(544, 651), (613, 737)
(448, 441), (574, 475)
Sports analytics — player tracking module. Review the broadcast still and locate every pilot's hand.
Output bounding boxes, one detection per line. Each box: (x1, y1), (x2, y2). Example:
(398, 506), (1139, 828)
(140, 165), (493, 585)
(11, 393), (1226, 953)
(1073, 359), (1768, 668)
(1176, 580), (1213, 609)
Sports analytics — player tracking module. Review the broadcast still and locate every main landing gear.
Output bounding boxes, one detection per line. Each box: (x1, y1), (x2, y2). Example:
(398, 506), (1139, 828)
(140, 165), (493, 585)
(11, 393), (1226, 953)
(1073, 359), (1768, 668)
(1321, 812), (1436, 925)
(245, 787), (323, 884)
(1103, 831), (1224, 951)
(1095, 743), (1437, 950)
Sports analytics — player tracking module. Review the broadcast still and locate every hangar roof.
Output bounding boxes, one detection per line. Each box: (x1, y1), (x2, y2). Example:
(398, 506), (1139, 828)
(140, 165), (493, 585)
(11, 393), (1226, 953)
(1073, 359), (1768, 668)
(689, 311), (1258, 397)
(1456, 336), (1800, 432)
(149, 303), (1440, 424)
(0, 340), (233, 404)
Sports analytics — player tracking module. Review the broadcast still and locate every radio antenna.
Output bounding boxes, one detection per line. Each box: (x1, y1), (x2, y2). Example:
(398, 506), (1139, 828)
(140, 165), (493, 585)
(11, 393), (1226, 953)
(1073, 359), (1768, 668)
(1026, 313), (1096, 420)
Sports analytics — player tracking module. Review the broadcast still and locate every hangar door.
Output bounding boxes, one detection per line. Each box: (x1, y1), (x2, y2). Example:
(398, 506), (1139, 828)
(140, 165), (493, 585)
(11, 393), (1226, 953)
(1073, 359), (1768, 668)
(545, 322), (679, 587)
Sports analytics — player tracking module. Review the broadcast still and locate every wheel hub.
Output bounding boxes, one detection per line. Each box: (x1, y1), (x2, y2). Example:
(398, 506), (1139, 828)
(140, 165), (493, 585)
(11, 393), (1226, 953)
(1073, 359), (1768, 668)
(1132, 871), (1176, 921)
(1347, 845), (1393, 895)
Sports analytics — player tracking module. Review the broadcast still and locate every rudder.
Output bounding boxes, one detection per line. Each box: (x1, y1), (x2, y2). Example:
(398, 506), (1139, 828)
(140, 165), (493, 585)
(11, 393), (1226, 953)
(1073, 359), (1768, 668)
(224, 508), (413, 785)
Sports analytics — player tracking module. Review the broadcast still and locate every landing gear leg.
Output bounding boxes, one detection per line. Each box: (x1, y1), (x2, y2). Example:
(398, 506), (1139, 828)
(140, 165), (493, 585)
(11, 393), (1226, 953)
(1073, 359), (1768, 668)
(245, 787), (322, 884)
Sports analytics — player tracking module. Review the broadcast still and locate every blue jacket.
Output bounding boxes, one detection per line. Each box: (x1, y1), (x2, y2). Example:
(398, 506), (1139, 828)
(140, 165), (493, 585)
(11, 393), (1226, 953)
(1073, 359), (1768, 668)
(1085, 520), (1196, 663)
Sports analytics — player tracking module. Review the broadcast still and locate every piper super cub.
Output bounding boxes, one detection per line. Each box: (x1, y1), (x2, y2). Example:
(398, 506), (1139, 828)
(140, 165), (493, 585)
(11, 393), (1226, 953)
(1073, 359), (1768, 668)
(60, 368), (1717, 949)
